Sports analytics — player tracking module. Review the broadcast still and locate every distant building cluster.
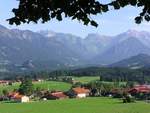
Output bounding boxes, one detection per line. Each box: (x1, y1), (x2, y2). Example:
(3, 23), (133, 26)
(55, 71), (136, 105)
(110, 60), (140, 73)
(1, 78), (150, 103)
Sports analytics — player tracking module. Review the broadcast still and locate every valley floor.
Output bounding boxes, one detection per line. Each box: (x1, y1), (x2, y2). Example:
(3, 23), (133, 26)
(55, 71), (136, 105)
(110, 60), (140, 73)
(1, 97), (150, 113)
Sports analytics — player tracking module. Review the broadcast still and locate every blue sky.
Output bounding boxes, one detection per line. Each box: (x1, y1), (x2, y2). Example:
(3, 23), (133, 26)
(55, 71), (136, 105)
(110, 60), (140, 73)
(0, 0), (150, 38)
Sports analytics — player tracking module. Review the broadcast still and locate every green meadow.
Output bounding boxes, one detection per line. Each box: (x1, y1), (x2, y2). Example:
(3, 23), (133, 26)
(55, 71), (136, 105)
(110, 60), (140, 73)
(0, 76), (99, 94)
(1, 97), (150, 113)
(0, 77), (127, 94)
(33, 81), (71, 91)
(0, 81), (71, 94)
(73, 76), (99, 83)
(0, 79), (149, 113)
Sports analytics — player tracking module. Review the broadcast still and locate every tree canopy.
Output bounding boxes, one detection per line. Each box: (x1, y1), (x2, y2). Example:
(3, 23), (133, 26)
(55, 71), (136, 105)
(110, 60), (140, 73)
(18, 77), (34, 96)
(8, 0), (150, 27)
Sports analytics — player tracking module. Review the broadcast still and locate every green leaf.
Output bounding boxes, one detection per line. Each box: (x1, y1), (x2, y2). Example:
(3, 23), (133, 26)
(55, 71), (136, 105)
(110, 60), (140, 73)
(90, 20), (98, 27)
(102, 5), (108, 12)
(112, 2), (120, 9)
(135, 16), (142, 24)
(129, 0), (137, 6)
(56, 13), (62, 21)
(145, 15), (150, 22)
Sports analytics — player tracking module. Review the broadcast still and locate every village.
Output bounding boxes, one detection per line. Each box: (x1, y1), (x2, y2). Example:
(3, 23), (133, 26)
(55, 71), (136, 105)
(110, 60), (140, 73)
(0, 77), (150, 104)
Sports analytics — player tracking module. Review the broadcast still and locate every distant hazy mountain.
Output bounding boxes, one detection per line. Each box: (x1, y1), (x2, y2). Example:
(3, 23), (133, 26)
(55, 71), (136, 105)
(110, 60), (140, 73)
(110, 54), (150, 69)
(0, 25), (110, 72)
(0, 27), (86, 72)
(92, 30), (150, 65)
(38, 30), (56, 37)
(93, 37), (150, 64)
(83, 34), (113, 57)
(0, 24), (150, 72)
(39, 31), (111, 59)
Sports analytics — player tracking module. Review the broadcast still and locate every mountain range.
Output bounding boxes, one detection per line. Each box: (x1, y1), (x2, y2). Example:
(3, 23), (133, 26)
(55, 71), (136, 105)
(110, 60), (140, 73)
(110, 54), (150, 69)
(0, 24), (150, 72)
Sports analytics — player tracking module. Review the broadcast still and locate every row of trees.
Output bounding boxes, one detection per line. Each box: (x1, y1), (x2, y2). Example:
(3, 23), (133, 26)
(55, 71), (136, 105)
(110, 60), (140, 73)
(33, 67), (150, 84)
(1, 68), (150, 88)
(3, 67), (150, 84)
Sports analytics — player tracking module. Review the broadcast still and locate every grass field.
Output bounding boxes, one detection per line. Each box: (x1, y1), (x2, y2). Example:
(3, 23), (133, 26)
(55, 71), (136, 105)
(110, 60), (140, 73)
(0, 76), (126, 94)
(73, 76), (126, 87)
(34, 81), (71, 91)
(0, 81), (71, 94)
(1, 97), (150, 113)
(73, 76), (99, 83)
(0, 76), (100, 94)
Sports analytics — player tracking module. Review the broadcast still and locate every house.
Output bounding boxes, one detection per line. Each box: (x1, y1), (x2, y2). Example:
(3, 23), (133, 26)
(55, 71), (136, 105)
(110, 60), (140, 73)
(14, 95), (30, 103)
(0, 80), (9, 85)
(9, 92), (30, 103)
(68, 87), (90, 98)
(43, 91), (68, 100)
(128, 85), (150, 95)
(21, 96), (30, 102)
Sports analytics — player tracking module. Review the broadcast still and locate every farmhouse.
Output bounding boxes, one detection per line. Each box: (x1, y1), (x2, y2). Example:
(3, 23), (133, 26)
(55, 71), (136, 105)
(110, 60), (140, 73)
(9, 92), (30, 103)
(43, 91), (68, 100)
(128, 85), (150, 94)
(68, 87), (90, 98)
(13, 95), (30, 103)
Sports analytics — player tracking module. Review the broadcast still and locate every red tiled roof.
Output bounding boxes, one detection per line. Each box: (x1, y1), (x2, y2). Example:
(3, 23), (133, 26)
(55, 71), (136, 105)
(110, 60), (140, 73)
(129, 85), (150, 93)
(50, 92), (68, 98)
(0, 80), (9, 83)
(13, 95), (24, 99)
(9, 92), (24, 99)
(72, 87), (90, 94)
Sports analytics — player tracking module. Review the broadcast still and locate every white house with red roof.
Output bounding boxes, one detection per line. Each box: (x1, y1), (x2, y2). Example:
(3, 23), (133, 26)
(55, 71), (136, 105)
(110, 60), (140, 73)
(9, 92), (30, 103)
(68, 87), (90, 98)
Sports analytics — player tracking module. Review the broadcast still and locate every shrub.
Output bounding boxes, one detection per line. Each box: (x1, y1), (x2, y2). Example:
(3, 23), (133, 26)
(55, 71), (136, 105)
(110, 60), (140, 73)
(123, 94), (135, 103)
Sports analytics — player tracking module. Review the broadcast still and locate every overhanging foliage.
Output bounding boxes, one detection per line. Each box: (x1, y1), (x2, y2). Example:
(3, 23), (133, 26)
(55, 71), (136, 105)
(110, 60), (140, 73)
(8, 0), (150, 27)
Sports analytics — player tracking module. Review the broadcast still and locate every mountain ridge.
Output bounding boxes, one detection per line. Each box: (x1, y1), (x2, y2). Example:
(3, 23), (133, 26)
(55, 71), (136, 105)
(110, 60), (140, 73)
(0, 25), (150, 72)
(109, 54), (150, 69)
